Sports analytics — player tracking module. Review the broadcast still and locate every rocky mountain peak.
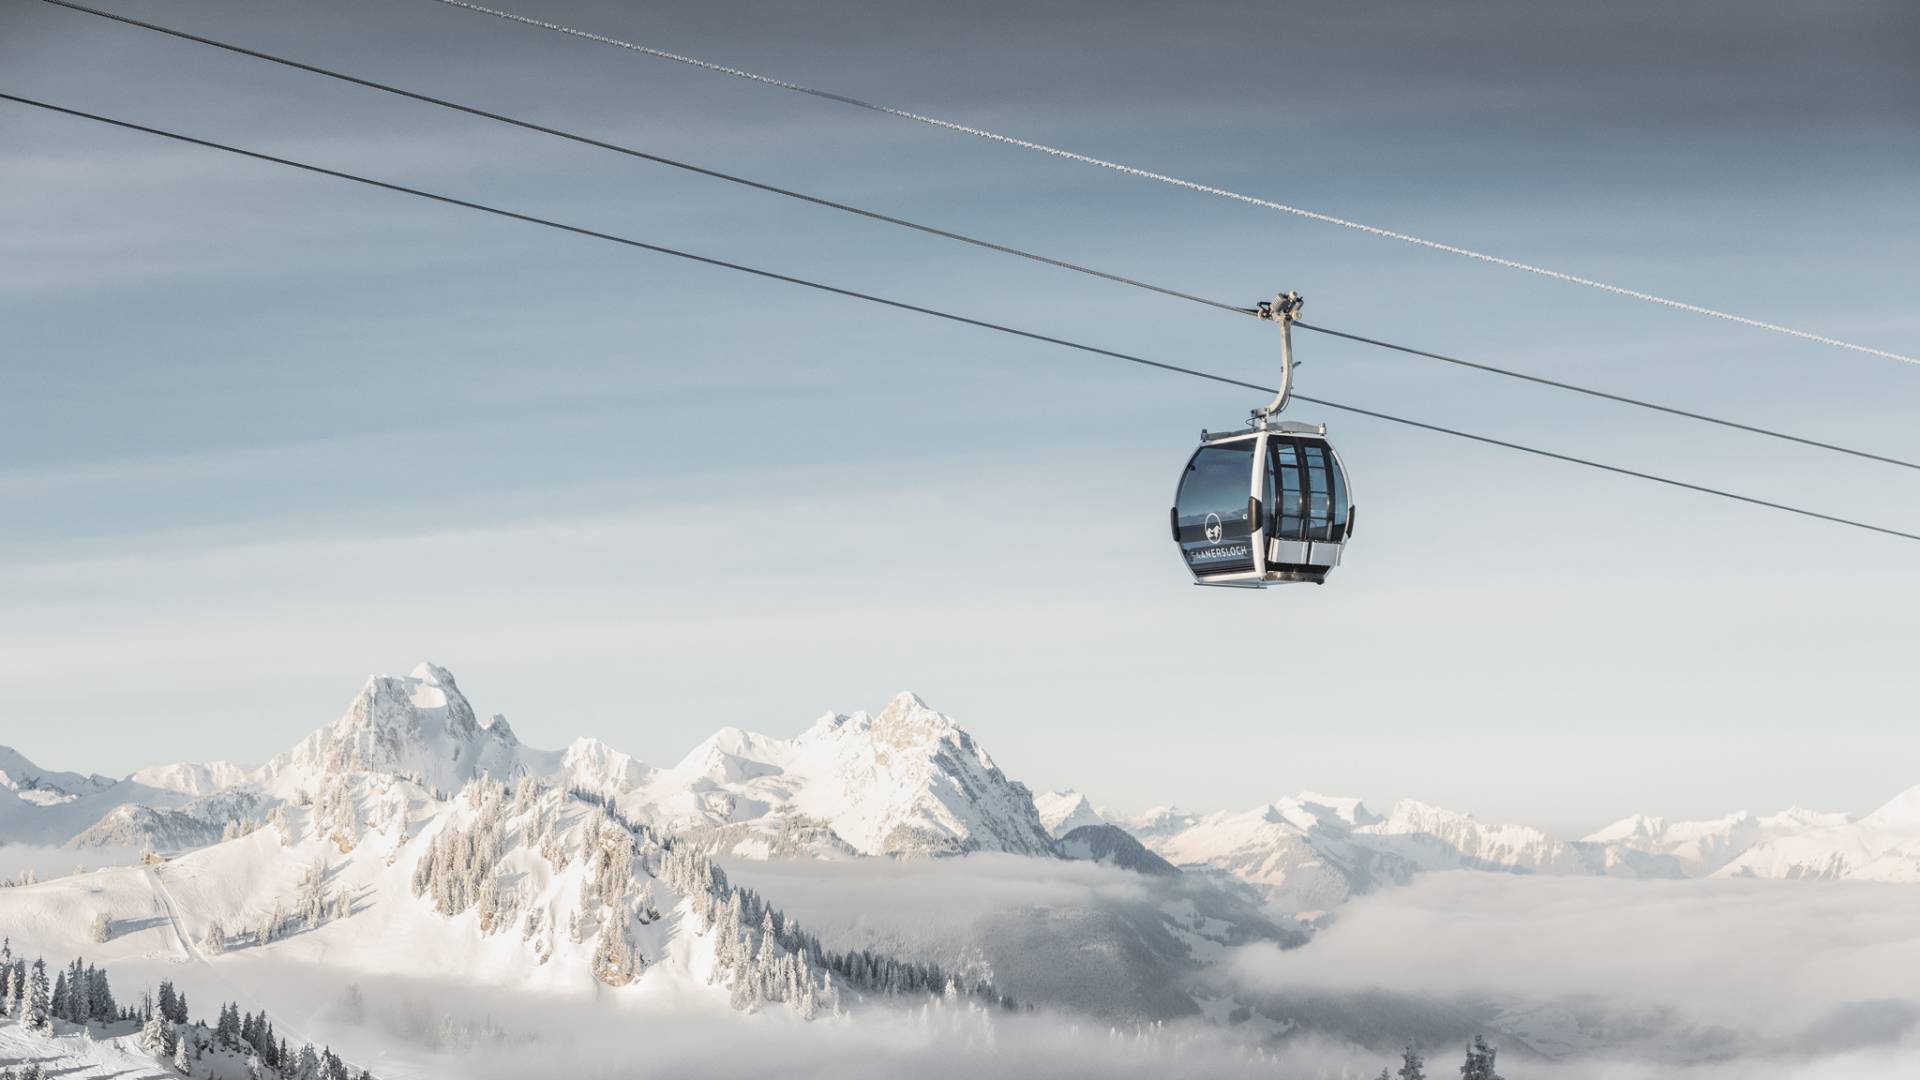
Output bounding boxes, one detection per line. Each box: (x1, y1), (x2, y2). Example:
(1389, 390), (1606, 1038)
(259, 661), (526, 796)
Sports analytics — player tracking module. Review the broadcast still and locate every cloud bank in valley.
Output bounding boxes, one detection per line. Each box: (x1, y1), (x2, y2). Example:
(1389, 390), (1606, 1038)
(0, 842), (144, 880)
(1225, 870), (1920, 1074)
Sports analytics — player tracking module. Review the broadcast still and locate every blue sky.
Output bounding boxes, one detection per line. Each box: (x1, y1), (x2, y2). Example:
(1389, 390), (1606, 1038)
(3, 0), (1917, 836)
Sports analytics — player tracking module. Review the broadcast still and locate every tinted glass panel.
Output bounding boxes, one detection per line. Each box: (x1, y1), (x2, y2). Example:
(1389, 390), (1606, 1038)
(1270, 439), (1304, 540)
(1305, 445), (1331, 537)
(1175, 442), (1257, 574)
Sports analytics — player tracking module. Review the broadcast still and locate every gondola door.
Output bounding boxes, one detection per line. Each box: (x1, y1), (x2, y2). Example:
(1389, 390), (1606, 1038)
(1173, 435), (1264, 580)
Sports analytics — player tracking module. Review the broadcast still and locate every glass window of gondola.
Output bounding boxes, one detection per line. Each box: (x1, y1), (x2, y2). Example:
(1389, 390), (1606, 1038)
(1305, 444), (1332, 537)
(1268, 439), (1304, 540)
(1175, 442), (1257, 573)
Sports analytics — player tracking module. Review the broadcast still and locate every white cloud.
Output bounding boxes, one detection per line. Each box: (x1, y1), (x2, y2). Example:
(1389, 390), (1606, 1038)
(1225, 871), (1920, 1063)
(0, 843), (144, 881)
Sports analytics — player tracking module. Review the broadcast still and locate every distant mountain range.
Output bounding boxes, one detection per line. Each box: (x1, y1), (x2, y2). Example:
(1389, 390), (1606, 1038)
(5, 661), (1917, 911)
(2, 660), (1915, 1072)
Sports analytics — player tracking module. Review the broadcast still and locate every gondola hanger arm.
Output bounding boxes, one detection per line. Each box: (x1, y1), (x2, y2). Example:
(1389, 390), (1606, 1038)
(1252, 291), (1305, 422)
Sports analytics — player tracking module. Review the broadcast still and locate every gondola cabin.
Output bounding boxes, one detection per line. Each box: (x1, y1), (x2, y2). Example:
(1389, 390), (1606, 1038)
(1171, 421), (1354, 587)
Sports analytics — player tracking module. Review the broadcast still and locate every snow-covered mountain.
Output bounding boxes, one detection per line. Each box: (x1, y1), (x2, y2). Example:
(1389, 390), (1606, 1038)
(1128, 792), (1694, 914)
(129, 759), (257, 797)
(6, 660), (1919, 911)
(3, 659), (1919, 1078)
(1583, 806), (1842, 875)
(257, 662), (542, 798)
(1125, 784), (1920, 913)
(0, 744), (118, 804)
(1034, 789), (1112, 837)
(6, 666), (1060, 863)
(621, 692), (1057, 858)
(0, 765), (1002, 1080)
(1581, 791), (1920, 882)
(0, 746), (230, 849)
(1132, 796), (1419, 915)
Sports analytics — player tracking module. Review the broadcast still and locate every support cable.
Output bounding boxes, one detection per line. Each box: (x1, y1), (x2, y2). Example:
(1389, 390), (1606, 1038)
(5, 90), (1915, 545)
(415, 0), (1920, 368)
(34, 0), (1920, 473)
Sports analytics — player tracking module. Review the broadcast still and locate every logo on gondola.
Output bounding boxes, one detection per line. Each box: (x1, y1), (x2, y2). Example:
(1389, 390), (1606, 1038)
(1204, 513), (1224, 545)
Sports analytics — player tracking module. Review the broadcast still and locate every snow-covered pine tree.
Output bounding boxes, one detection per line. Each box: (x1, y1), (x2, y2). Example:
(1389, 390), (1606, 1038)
(475, 873), (501, 933)
(326, 781), (359, 850)
(592, 917), (635, 986)
(410, 832), (438, 897)
(537, 809), (567, 867)
(298, 860), (330, 928)
(1459, 1035), (1502, 1080)
(64, 960), (85, 1022)
(86, 964), (113, 1020)
(172, 1032), (192, 1074)
(203, 920), (226, 956)
(89, 911), (112, 943)
(49, 971), (67, 1023)
(1398, 1045), (1427, 1080)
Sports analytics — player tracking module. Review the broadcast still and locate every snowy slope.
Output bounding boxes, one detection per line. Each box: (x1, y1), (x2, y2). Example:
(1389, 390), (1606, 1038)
(0, 1016), (215, 1080)
(0, 768), (989, 1069)
(66, 803), (229, 851)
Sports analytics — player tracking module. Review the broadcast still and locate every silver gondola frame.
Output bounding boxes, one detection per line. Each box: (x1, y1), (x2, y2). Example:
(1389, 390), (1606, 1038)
(1171, 420), (1355, 587)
